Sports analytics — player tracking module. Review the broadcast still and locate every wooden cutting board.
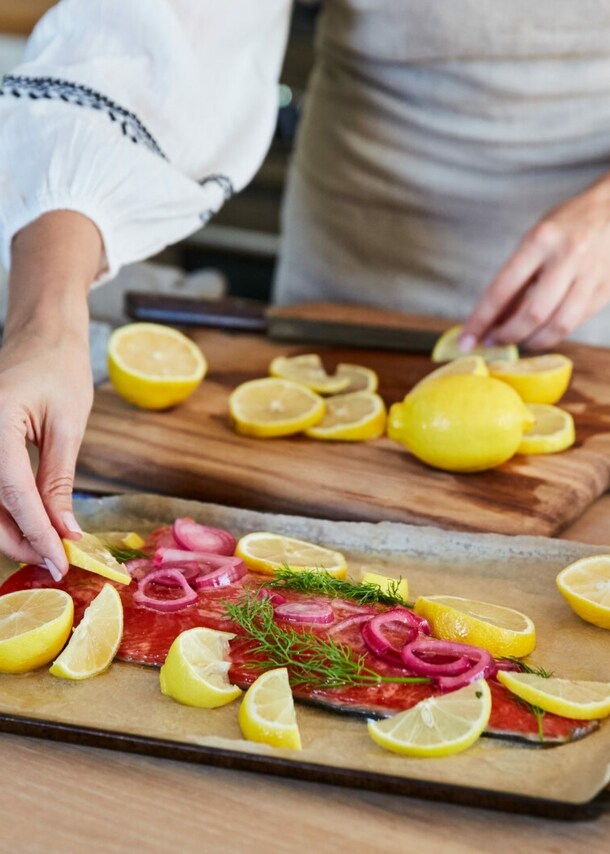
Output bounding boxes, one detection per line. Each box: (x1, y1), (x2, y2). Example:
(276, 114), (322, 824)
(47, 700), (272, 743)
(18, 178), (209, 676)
(77, 305), (610, 536)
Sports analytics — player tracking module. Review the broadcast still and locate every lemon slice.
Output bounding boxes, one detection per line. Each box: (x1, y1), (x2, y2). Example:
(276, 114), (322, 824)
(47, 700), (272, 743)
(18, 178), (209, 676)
(0, 589), (74, 674)
(229, 378), (325, 438)
(334, 363), (379, 394)
(497, 672), (610, 720)
(367, 680), (492, 757)
(305, 392), (387, 441)
(414, 595), (536, 658)
(108, 322), (207, 410)
(412, 355), (489, 392)
(517, 404), (575, 455)
(556, 555), (610, 629)
(432, 325), (519, 364)
(488, 354), (573, 404)
(269, 354), (350, 394)
(63, 532), (132, 585)
(49, 584), (123, 680)
(160, 627), (242, 708)
(97, 531), (146, 552)
(238, 667), (302, 749)
(361, 571), (409, 603)
(235, 532), (347, 579)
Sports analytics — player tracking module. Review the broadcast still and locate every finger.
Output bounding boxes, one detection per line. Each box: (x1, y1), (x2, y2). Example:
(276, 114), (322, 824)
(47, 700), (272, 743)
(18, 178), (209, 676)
(36, 422), (84, 541)
(524, 274), (601, 350)
(0, 504), (45, 565)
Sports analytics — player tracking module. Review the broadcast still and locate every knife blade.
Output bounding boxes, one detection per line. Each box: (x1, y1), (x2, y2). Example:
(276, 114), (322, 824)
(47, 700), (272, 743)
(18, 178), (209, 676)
(124, 292), (445, 353)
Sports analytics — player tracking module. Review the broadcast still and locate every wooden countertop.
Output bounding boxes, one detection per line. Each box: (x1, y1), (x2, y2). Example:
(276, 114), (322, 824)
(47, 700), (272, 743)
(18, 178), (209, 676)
(0, 0), (53, 35)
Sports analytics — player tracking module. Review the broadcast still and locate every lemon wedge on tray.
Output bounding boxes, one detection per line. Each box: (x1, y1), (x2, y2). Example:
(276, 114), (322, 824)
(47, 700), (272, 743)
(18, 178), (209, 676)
(236, 532), (347, 579)
(63, 532), (132, 585)
(160, 627), (242, 708)
(556, 555), (610, 629)
(238, 667), (302, 750)
(497, 672), (610, 720)
(0, 589), (74, 673)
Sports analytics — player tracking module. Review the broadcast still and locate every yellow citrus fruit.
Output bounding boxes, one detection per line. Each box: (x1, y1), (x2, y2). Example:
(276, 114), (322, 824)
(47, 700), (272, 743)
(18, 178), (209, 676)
(269, 354), (350, 394)
(516, 404), (575, 455)
(367, 680), (492, 757)
(414, 595), (536, 658)
(97, 531), (146, 552)
(432, 325), (519, 364)
(497, 672), (610, 720)
(488, 354), (573, 404)
(235, 532), (347, 579)
(238, 667), (302, 750)
(305, 392), (387, 441)
(556, 555), (610, 629)
(0, 589), (73, 674)
(63, 532), (132, 585)
(108, 322), (206, 410)
(49, 584), (123, 680)
(412, 355), (488, 392)
(390, 375), (534, 472)
(334, 363), (379, 394)
(229, 378), (325, 437)
(361, 571), (409, 603)
(160, 627), (242, 708)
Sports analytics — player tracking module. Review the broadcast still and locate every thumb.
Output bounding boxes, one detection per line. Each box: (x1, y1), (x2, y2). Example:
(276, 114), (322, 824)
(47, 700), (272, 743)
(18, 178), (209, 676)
(36, 425), (84, 541)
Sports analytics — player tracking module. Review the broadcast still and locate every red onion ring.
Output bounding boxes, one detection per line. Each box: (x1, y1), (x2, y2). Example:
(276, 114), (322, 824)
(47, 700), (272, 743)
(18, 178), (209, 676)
(124, 558), (155, 581)
(172, 518), (236, 555)
(257, 588), (287, 605)
(193, 559), (247, 590)
(154, 548), (237, 569)
(400, 639), (496, 691)
(133, 568), (197, 612)
(326, 614), (372, 638)
(330, 598), (373, 615)
(400, 639), (472, 677)
(274, 601), (334, 625)
(494, 658), (522, 673)
(361, 608), (421, 666)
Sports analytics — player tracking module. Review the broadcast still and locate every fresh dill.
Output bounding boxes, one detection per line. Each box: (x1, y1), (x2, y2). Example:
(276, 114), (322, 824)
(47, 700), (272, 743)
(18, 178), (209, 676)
(266, 566), (414, 609)
(513, 695), (546, 742)
(500, 658), (552, 743)
(223, 593), (429, 690)
(105, 545), (147, 564)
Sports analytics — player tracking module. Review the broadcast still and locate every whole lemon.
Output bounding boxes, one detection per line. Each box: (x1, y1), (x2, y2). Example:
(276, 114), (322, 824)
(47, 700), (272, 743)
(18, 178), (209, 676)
(390, 374), (533, 472)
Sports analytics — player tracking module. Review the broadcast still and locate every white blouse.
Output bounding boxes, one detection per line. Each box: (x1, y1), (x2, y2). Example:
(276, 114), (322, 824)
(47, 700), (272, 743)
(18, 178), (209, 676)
(0, 0), (291, 280)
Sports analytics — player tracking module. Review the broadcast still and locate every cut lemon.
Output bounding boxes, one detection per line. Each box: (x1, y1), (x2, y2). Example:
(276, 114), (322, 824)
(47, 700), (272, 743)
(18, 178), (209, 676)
(516, 404), (575, 455)
(305, 392), (387, 441)
(160, 627), (242, 708)
(49, 584), (123, 680)
(412, 355), (488, 392)
(414, 595), (536, 658)
(361, 571), (409, 603)
(432, 325), (519, 364)
(238, 667), (302, 750)
(488, 354), (573, 404)
(235, 532), (347, 579)
(497, 672), (610, 720)
(63, 532), (132, 585)
(108, 322), (207, 410)
(556, 555), (610, 629)
(335, 363), (379, 394)
(367, 680), (492, 757)
(269, 354), (350, 394)
(229, 377), (325, 438)
(0, 589), (73, 674)
(97, 531), (146, 552)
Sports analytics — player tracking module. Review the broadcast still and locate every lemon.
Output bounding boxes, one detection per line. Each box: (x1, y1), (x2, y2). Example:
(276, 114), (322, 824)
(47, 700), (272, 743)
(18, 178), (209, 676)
(305, 392), (387, 441)
(367, 680), (492, 757)
(556, 555), (610, 629)
(108, 322), (207, 410)
(160, 627), (242, 708)
(516, 404), (575, 455)
(97, 531), (146, 552)
(412, 355), (489, 392)
(488, 354), (573, 404)
(432, 325), (519, 364)
(390, 375), (534, 472)
(238, 667), (302, 750)
(0, 589), (73, 674)
(63, 532), (132, 585)
(235, 532), (347, 579)
(414, 595), (536, 658)
(49, 584), (123, 680)
(269, 354), (350, 394)
(334, 363), (379, 394)
(497, 672), (610, 720)
(361, 571), (409, 603)
(229, 377), (325, 437)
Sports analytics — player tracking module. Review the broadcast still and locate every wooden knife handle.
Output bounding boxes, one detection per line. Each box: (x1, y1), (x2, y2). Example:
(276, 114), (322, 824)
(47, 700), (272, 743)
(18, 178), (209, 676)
(124, 292), (268, 332)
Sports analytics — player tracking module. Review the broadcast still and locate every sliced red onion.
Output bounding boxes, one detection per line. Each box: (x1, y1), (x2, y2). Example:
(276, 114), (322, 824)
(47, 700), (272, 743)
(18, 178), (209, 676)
(151, 564), (201, 587)
(193, 559), (247, 590)
(146, 526), (181, 550)
(401, 639), (472, 677)
(133, 568), (197, 612)
(154, 548), (236, 569)
(257, 588), (287, 606)
(330, 598), (374, 615)
(400, 639), (496, 692)
(495, 658), (522, 673)
(274, 600), (334, 625)
(326, 614), (372, 638)
(172, 518), (236, 555)
(361, 608), (421, 666)
(125, 558), (155, 581)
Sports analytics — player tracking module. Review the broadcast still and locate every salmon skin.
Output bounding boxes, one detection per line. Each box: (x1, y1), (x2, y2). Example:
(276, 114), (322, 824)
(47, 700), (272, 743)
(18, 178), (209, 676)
(0, 564), (598, 746)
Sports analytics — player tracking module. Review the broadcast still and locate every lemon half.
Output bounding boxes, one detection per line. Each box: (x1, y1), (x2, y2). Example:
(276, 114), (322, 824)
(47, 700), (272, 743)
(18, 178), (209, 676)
(160, 627), (242, 708)
(556, 555), (610, 629)
(517, 404), (575, 456)
(488, 354), (573, 404)
(0, 589), (74, 673)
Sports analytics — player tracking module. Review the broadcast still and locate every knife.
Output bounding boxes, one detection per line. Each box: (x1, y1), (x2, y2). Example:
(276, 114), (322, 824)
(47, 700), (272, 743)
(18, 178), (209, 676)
(124, 293), (445, 353)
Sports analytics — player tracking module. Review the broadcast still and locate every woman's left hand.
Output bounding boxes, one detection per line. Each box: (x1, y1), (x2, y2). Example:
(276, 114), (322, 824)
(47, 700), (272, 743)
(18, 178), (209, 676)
(460, 175), (610, 350)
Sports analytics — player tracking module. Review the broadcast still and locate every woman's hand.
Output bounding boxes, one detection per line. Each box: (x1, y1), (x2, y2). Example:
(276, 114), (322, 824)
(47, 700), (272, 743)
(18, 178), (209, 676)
(461, 175), (610, 350)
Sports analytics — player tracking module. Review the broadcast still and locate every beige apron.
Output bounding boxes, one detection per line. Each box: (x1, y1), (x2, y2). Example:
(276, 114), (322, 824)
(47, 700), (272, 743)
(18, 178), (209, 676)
(274, 0), (610, 345)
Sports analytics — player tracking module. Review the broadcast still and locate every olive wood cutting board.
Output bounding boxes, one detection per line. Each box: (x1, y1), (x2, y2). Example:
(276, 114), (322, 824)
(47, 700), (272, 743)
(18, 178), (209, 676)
(77, 305), (610, 537)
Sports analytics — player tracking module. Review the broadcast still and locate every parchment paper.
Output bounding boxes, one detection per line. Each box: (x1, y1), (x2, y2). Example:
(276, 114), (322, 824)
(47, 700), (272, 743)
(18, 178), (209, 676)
(0, 494), (609, 807)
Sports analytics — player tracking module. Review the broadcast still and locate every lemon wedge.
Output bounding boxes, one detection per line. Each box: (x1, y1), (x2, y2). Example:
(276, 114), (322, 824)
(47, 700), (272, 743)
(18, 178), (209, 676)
(367, 680), (492, 757)
(160, 627), (242, 708)
(497, 672), (610, 720)
(335, 363), (379, 394)
(412, 355), (488, 392)
(269, 354), (350, 394)
(488, 354), (573, 404)
(361, 571), (409, 602)
(49, 584), (123, 680)
(63, 532), (132, 585)
(97, 531), (146, 552)
(229, 377), (325, 437)
(305, 391), (387, 441)
(235, 532), (347, 579)
(0, 589), (74, 674)
(414, 595), (536, 658)
(238, 667), (302, 750)
(556, 555), (610, 629)
(432, 325), (519, 364)
(517, 404), (575, 455)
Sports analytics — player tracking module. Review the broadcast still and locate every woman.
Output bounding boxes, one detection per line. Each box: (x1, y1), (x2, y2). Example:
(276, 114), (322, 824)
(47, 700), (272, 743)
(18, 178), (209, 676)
(1, 0), (610, 579)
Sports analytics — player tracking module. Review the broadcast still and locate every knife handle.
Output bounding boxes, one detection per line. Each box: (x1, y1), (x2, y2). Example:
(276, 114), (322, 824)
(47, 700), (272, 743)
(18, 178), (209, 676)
(124, 292), (268, 332)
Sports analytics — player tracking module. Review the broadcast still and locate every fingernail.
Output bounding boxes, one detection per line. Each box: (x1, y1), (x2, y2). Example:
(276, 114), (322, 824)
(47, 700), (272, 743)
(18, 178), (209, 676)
(43, 558), (63, 582)
(62, 511), (82, 536)
(458, 334), (477, 353)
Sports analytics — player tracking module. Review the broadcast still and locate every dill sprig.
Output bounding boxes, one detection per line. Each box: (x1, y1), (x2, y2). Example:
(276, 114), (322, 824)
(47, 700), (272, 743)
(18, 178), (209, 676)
(224, 593), (429, 690)
(501, 657), (552, 742)
(105, 545), (147, 564)
(266, 566), (414, 609)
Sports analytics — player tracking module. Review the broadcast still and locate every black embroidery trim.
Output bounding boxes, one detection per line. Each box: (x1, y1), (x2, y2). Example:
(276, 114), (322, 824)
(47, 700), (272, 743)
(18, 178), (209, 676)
(199, 173), (234, 200)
